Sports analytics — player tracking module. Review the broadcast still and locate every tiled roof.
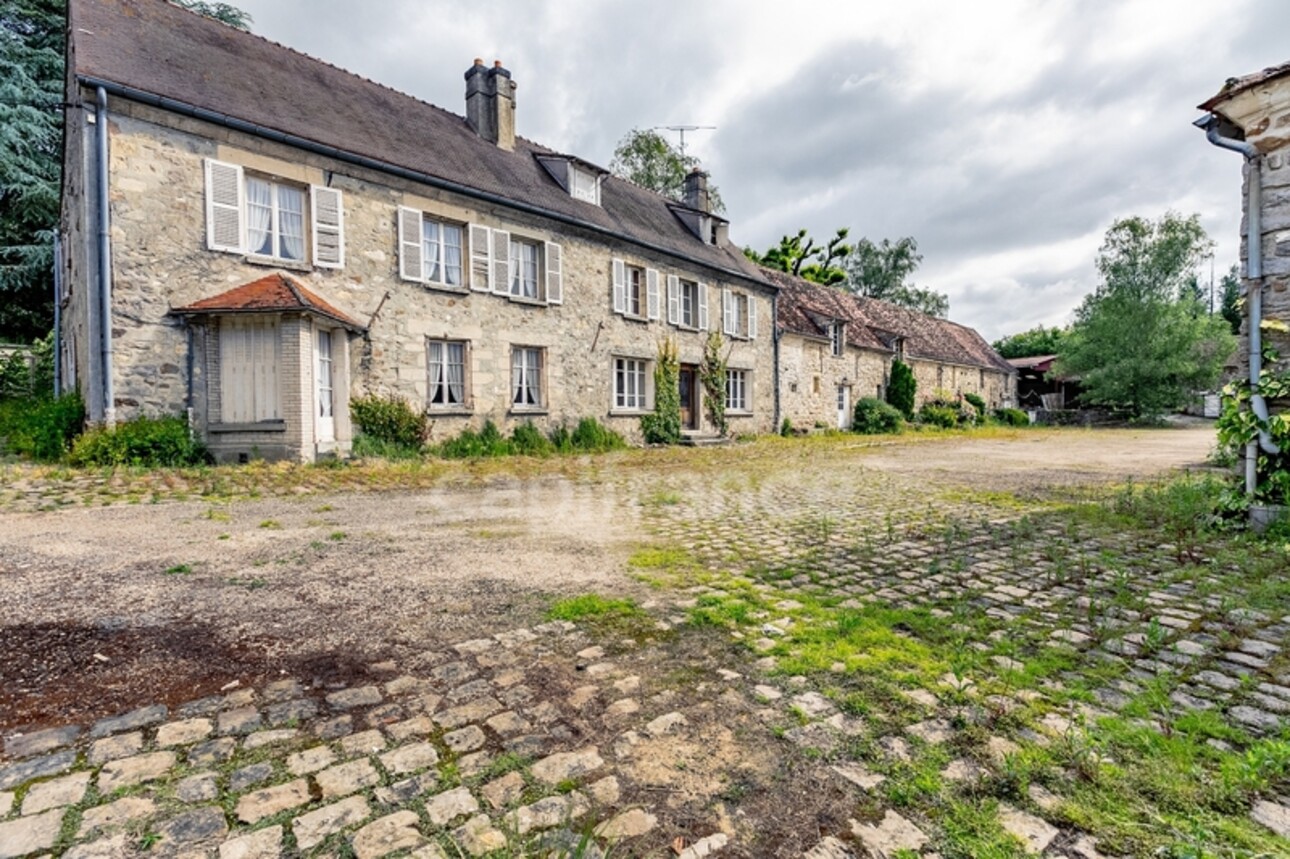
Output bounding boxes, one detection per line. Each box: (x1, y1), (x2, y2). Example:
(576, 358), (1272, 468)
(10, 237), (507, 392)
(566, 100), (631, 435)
(1007, 354), (1058, 372)
(70, 0), (769, 288)
(766, 267), (1014, 374)
(1199, 60), (1290, 111)
(172, 273), (366, 330)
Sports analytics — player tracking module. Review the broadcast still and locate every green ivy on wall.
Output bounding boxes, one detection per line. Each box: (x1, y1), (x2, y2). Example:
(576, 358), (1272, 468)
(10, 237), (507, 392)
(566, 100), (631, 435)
(641, 337), (681, 444)
(700, 331), (728, 436)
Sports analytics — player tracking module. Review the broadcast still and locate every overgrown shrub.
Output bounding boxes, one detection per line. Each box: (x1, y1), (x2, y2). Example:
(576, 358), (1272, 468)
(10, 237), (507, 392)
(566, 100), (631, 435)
(918, 403), (961, 429)
(853, 397), (903, 435)
(558, 417), (626, 453)
(994, 407), (1029, 427)
(351, 434), (422, 460)
(349, 394), (427, 450)
(641, 338), (681, 444)
(887, 359), (916, 419)
(436, 419), (513, 458)
(0, 392), (84, 461)
(69, 415), (210, 467)
(963, 392), (987, 414)
(511, 420), (554, 456)
(780, 417), (793, 437)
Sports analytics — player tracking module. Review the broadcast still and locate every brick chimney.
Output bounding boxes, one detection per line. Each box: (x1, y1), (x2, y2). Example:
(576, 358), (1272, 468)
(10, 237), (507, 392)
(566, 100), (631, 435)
(683, 167), (711, 213)
(465, 59), (516, 151)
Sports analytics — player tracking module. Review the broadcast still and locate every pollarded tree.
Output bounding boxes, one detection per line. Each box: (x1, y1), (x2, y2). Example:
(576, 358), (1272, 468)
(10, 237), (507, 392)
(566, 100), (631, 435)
(746, 228), (851, 285)
(1057, 213), (1234, 419)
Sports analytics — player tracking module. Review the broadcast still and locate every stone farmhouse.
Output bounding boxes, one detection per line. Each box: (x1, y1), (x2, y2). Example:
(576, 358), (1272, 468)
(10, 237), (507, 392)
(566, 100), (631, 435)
(1197, 61), (1290, 503)
(768, 269), (1015, 430)
(58, 0), (1013, 461)
(60, 0), (775, 461)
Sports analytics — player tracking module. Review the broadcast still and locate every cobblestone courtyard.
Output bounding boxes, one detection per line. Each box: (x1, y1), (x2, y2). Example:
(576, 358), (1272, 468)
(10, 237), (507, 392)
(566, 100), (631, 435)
(2, 425), (1288, 858)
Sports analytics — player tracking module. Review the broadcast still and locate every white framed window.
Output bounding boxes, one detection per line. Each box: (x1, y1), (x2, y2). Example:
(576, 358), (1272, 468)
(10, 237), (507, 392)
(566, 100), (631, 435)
(722, 290), (758, 339)
(614, 357), (649, 411)
(510, 238), (541, 299)
(613, 260), (660, 320)
(830, 322), (844, 356)
(219, 317), (280, 423)
(571, 165), (600, 204)
(626, 266), (644, 317)
(428, 339), (469, 409)
(680, 280), (699, 328)
(511, 346), (544, 409)
(422, 219), (465, 288)
(726, 369), (749, 412)
(205, 159), (344, 268)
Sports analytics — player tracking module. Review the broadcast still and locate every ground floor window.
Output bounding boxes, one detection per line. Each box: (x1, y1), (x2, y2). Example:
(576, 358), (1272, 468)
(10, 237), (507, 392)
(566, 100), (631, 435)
(726, 368), (748, 411)
(220, 317), (280, 422)
(428, 339), (468, 408)
(614, 357), (649, 410)
(512, 346), (544, 408)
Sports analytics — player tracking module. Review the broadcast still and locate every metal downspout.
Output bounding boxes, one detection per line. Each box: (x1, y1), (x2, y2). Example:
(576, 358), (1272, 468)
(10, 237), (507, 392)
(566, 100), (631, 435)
(1197, 115), (1280, 498)
(52, 232), (62, 398)
(772, 291), (781, 432)
(96, 86), (115, 427)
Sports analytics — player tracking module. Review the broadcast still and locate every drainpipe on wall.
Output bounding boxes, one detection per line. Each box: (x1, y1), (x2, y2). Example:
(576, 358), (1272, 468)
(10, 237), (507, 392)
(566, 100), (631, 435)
(96, 86), (115, 427)
(772, 290), (781, 432)
(52, 232), (62, 398)
(1196, 114), (1281, 497)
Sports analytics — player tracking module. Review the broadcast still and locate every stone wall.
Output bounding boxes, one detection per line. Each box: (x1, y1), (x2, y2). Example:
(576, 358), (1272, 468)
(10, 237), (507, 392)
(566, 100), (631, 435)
(75, 93), (776, 458)
(778, 334), (1014, 430)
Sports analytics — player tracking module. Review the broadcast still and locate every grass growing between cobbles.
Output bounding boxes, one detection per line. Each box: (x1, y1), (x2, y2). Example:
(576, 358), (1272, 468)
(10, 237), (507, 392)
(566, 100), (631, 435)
(634, 472), (1290, 858)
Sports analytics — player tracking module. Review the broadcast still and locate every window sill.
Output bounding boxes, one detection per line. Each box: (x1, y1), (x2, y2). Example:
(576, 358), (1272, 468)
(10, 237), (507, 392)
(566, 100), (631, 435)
(423, 281), (469, 296)
(509, 407), (549, 416)
(244, 254), (312, 272)
(618, 312), (653, 325)
(726, 410), (755, 418)
(609, 408), (650, 417)
(508, 294), (547, 307)
(673, 323), (703, 333)
(209, 420), (287, 433)
(426, 407), (473, 417)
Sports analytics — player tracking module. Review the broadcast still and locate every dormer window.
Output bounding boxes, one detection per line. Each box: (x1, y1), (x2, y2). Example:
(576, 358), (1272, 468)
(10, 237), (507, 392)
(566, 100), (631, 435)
(571, 166), (600, 204)
(829, 322), (844, 356)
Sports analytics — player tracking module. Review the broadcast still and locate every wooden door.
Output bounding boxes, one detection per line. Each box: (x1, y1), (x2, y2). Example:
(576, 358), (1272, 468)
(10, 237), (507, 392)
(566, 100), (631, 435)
(679, 365), (698, 430)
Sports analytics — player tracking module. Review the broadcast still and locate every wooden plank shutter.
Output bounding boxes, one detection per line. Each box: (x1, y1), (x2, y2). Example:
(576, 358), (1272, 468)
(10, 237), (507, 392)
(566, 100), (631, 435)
(722, 289), (734, 336)
(491, 229), (511, 295)
(545, 241), (563, 304)
(748, 295), (758, 339)
(205, 159), (244, 252)
(612, 258), (626, 313)
(646, 269), (661, 320)
(698, 282), (709, 331)
(397, 206), (423, 282)
(667, 275), (680, 325)
(311, 185), (344, 269)
(468, 224), (492, 292)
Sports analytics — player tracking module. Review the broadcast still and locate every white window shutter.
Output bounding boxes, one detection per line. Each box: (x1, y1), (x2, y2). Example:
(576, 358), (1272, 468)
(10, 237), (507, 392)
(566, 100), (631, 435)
(397, 206), (424, 282)
(545, 241), (563, 304)
(468, 224), (491, 292)
(205, 159), (244, 253)
(311, 185), (344, 269)
(722, 288), (734, 336)
(611, 258), (626, 313)
(646, 268), (661, 320)
(697, 282), (709, 331)
(491, 229), (511, 295)
(748, 295), (758, 339)
(666, 275), (680, 326)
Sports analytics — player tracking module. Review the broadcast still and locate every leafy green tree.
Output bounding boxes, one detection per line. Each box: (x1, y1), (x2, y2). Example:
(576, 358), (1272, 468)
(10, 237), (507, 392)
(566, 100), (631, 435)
(745, 228), (851, 285)
(1219, 264), (1242, 336)
(0, 0), (62, 342)
(609, 128), (723, 213)
(171, 1), (252, 29)
(841, 237), (949, 317)
(992, 325), (1068, 359)
(1057, 213), (1235, 419)
(887, 359), (916, 419)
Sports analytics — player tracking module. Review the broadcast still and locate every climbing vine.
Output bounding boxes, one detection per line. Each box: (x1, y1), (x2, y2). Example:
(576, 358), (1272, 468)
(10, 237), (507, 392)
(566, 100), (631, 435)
(641, 337), (681, 444)
(700, 331), (729, 436)
(1217, 335), (1290, 507)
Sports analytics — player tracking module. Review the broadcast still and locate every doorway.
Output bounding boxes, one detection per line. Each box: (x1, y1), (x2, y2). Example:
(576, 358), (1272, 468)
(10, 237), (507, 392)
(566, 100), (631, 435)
(315, 326), (335, 445)
(679, 364), (699, 430)
(836, 384), (850, 429)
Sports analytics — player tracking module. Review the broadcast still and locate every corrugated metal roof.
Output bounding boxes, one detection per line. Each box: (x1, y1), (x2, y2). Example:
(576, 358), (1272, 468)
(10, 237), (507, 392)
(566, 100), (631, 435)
(70, 0), (769, 287)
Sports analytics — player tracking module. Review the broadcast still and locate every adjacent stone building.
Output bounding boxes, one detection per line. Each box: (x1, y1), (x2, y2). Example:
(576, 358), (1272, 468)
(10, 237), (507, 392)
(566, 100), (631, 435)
(1198, 61), (1290, 501)
(769, 269), (1015, 430)
(60, 0), (776, 461)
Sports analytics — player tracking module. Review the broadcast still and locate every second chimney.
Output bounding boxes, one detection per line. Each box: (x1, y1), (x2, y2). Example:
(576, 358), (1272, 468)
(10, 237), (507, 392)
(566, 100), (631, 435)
(683, 167), (711, 214)
(465, 59), (517, 151)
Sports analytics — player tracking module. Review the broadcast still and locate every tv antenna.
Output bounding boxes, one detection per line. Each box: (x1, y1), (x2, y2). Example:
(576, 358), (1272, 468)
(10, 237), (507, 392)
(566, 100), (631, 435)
(656, 125), (715, 158)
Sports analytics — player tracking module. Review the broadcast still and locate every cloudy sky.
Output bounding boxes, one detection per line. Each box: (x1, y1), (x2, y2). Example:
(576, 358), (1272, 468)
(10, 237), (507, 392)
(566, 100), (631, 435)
(231, 0), (1290, 341)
